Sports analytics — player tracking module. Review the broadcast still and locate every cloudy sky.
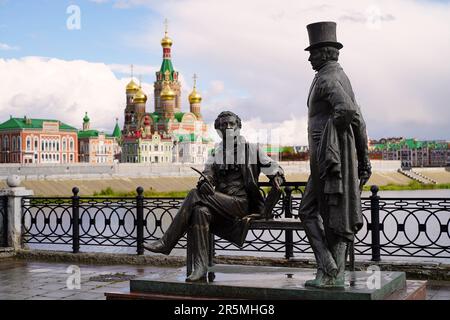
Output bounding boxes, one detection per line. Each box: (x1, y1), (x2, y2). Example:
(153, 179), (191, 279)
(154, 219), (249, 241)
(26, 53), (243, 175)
(0, 0), (449, 144)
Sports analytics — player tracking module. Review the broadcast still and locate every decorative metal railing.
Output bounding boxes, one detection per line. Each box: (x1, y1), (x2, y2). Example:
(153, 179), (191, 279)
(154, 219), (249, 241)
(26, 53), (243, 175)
(0, 197), (7, 247)
(21, 183), (450, 261)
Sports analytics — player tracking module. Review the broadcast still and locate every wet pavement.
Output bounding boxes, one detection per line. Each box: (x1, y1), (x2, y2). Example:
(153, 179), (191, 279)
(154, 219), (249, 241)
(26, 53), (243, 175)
(0, 259), (180, 300)
(0, 259), (448, 300)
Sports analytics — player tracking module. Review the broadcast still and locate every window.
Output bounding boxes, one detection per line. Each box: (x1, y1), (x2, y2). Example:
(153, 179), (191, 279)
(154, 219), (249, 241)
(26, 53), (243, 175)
(34, 137), (38, 150)
(12, 137), (16, 151)
(155, 145), (159, 151)
(69, 138), (74, 151)
(70, 154), (73, 162)
(62, 138), (67, 151)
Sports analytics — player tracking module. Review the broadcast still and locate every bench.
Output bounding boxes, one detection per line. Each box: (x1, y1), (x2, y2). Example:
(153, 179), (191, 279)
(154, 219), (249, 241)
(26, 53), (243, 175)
(186, 182), (355, 280)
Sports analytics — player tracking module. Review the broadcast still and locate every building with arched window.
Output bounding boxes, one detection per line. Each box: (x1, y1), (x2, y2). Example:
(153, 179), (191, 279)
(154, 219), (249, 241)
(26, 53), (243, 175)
(0, 116), (78, 164)
(78, 113), (121, 164)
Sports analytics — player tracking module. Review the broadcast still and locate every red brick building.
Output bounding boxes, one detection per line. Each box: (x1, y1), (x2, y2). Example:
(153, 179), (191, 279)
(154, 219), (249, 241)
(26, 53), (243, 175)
(0, 116), (78, 164)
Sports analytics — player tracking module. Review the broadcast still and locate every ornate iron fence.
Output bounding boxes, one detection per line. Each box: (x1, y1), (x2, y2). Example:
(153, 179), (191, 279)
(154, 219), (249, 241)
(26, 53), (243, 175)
(21, 184), (450, 261)
(0, 197), (7, 247)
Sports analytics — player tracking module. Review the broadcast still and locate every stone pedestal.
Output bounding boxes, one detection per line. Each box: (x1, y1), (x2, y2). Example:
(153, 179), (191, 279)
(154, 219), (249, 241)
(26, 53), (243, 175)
(105, 265), (427, 300)
(0, 187), (34, 250)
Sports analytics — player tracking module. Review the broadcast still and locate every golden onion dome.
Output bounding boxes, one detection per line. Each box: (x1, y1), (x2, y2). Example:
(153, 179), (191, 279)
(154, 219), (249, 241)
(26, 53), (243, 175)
(126, 79), (139, 93)
(133, 87), (147, 103)
(160, 82), (176, 101)
(189, 88), (202, 104)
(161, 34), (173, 48)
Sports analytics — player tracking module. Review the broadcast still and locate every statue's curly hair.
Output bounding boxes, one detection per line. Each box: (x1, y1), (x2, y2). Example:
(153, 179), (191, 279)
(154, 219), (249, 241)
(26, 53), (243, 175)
(317, 46), (340, 62)
(214, 111), (242, 130)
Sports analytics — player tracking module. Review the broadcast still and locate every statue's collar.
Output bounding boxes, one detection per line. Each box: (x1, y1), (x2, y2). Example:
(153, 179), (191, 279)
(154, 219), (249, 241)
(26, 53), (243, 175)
(316, 61), (340, 73)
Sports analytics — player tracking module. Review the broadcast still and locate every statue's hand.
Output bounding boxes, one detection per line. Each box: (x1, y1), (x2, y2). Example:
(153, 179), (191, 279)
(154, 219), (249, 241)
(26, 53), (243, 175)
(271, 174), (285, 192)
(358, 167), (372, 191)
(197, 178), (215, 196)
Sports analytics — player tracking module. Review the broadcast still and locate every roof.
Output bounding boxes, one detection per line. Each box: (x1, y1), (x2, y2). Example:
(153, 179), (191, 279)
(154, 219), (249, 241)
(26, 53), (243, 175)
(159, 59), (174, 80)
(177, 133), (197, 142)
(149, 113), (160, 123)
(112, 122), (121, 138)
(0, 117), (77, 131)
(78, 130), (113, 139)
(370, 139), (449, 151)
(174, 112), (185, 122)
(265, 146), (291, 153)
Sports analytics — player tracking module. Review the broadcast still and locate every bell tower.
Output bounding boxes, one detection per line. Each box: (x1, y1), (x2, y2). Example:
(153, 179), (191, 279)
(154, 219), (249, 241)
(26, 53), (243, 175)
(154, 19), (181, 115)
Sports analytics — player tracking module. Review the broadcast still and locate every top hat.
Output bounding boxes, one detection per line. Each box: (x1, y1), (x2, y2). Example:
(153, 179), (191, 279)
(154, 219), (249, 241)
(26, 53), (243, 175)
(305, 21), (343, 51)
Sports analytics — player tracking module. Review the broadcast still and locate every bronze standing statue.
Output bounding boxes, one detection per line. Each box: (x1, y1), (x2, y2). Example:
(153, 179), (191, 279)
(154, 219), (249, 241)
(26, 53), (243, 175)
(144, 111), (285, 282)
(299, 22), (372, 288)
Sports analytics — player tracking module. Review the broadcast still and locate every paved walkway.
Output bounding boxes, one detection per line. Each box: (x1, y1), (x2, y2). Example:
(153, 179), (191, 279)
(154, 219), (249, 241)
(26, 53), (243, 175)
(0, 259), (179, 300)
(0, 259), (448, 300)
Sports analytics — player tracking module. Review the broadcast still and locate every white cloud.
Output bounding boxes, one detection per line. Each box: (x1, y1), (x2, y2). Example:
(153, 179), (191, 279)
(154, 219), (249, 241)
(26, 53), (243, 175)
(241, 116), (309, 146)
(208, 80), (225, 95)
(0, 42), (19, 51)
(0, 57), (154, 133)
(108, 63), (156, 77)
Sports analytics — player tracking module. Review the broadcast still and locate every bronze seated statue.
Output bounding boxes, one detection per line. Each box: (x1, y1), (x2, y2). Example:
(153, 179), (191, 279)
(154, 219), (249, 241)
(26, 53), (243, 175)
(144, 111), (285, 282)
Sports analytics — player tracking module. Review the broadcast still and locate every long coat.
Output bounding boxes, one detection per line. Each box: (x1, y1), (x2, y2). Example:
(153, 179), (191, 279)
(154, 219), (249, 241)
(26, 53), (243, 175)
(201, 136), (284, 246)
(302, 61), (370, 242)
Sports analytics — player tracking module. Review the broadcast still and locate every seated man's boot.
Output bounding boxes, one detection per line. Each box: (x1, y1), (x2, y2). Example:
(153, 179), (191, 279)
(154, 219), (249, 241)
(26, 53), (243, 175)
(143, 239), (171, 255)
(186, 216), (210, 282)
(186, 263), (208, 282)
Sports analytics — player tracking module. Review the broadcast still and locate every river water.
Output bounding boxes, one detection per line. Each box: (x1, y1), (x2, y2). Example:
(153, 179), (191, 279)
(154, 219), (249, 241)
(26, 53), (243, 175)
(25, 190), (450, 263)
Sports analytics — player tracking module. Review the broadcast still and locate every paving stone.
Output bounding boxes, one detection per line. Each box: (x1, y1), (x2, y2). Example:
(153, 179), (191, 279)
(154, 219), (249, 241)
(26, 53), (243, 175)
(36, 290), (78, 299)
(64, 292), (105, 300)
(1, 259), (448, 300)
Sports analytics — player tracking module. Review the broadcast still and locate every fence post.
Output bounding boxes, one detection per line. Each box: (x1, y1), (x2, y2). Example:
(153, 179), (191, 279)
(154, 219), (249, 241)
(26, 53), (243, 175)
(136, 186), (144, 255)
(370, 185), (381, 262)
(1, 197), (7, 247)
(72, 187), (80, 254)
(284, 186), (294, 259)
(0, 176), (33, 250)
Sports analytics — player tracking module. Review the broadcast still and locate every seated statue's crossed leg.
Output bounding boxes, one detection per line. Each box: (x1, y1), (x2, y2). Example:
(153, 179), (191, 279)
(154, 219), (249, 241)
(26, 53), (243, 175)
(144, 188), (203, 255)
(145, 187), (248, 282)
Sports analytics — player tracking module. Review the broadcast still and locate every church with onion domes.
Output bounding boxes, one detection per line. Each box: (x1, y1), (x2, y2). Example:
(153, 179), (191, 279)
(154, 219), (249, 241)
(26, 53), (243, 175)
(121, 23), (212, 164)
